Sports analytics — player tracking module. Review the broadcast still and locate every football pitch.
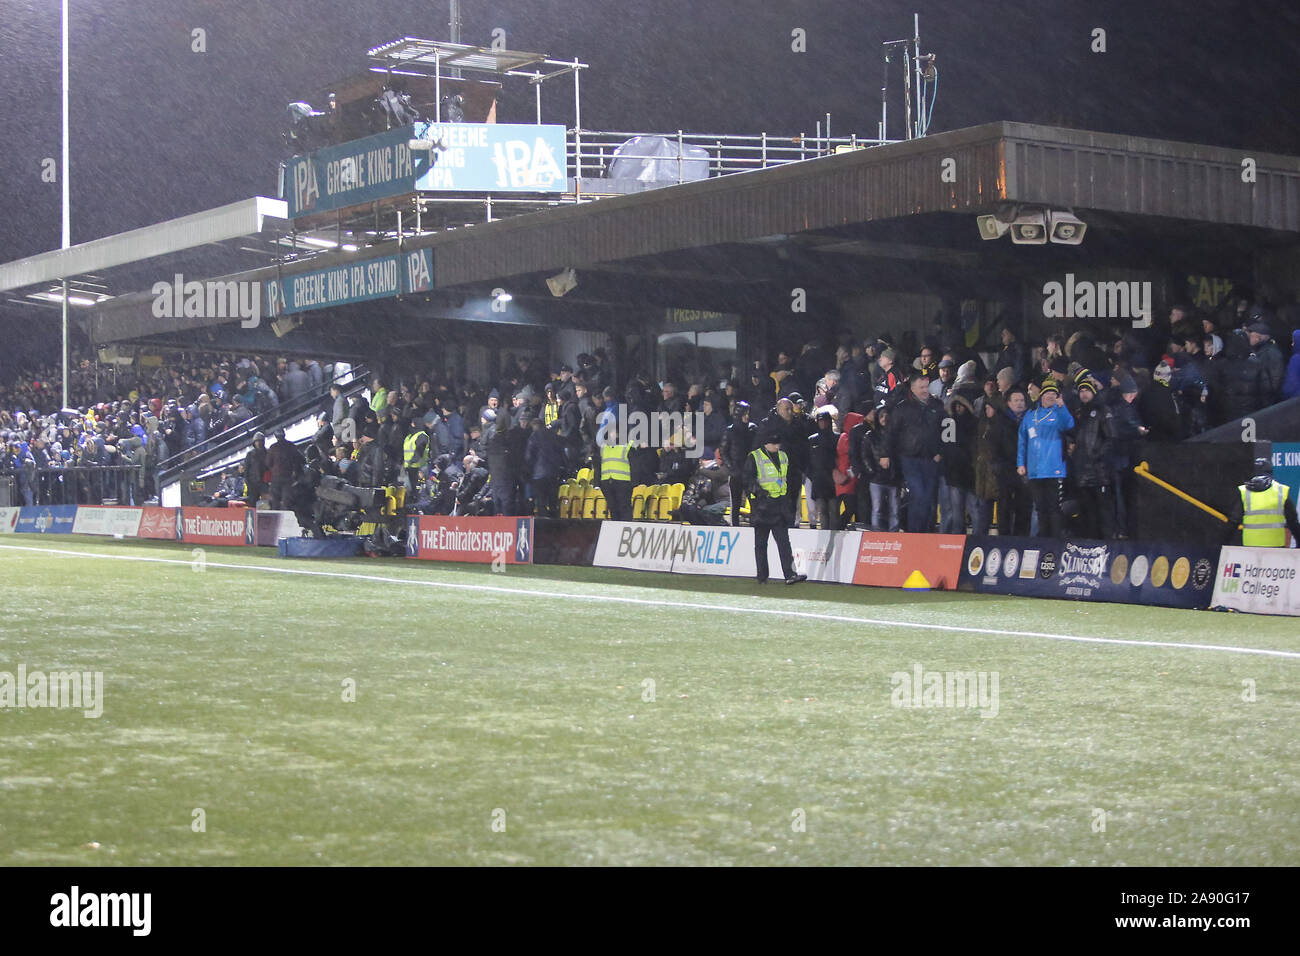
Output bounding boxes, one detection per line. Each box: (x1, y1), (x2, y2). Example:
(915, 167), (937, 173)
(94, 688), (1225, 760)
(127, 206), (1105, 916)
(1, 536), (1297, 866)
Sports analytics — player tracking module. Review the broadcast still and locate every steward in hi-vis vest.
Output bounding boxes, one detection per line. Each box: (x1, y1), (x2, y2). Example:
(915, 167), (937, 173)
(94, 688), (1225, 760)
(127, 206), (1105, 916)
(743, 427), (806, 585)
(1225, 456), (1300, 547)
(403, 419), (429, 493)
(599, 438), (633, 521)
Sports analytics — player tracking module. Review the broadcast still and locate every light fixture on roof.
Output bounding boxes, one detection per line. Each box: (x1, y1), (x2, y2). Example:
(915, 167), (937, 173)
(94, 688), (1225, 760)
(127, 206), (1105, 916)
(979, 205), (1087, 245)
(1048, 209), (1087, 245)
(975, 207), (1013, 240)
(1008, 207), (1049, 245)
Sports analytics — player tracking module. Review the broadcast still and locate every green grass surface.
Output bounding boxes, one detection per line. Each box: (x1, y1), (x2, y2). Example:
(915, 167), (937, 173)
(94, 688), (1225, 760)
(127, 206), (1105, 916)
(1, 535), (1297, 866)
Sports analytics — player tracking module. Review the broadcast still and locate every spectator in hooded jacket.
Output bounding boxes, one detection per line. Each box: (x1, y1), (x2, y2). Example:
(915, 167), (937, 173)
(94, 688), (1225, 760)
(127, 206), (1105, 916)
(267, 430), (306, 510)
(1017, 379), (1074, 539)
(699, 396), (727, 460)
(1209, 332), (1265, 424)
(833, 409), (864, 529)
(940, 393), (978, 534)
(806, 409), (838, 530)
(1138, 358), (1184, 441)
(524, 418), (566, 517)
(1069, 380), (1117, 539)
(1106, 376), (1147, 538)
(1246, 319), (1286, 405)
(721, 401), (757, 526)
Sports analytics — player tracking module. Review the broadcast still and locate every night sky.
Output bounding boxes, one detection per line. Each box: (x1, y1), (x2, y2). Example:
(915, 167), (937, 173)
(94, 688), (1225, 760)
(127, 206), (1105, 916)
(1, 0), (1297, 276)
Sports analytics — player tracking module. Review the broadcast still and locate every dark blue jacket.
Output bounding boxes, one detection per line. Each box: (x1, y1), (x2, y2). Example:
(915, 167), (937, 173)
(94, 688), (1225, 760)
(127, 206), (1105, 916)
(524, 427), (566, 480)
(1284, 330), (1300, 400)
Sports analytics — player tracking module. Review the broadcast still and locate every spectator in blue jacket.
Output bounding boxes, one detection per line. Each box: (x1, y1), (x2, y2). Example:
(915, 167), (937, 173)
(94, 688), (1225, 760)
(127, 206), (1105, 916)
(1284, 329), (1300, 401)
(1017, 379), (1075, 538)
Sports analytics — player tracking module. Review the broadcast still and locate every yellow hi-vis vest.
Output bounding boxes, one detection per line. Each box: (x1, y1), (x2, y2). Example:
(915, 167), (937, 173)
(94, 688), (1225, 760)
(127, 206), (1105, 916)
(404, 431), (427, 469)
(600, 443), (631, 482)
(751, 448), (789, 498)
(544, 401), (559, 427)
(1240, 482), (1289, 547)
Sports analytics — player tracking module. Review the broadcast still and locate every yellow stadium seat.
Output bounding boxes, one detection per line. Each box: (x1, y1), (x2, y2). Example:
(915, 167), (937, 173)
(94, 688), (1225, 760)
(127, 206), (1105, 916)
(648, 484), (667, 520)
(593, 489), (608, 519)
(631, 484), (649, 520)
(576, 467), (593, 484)
(666, 482), (684, 520)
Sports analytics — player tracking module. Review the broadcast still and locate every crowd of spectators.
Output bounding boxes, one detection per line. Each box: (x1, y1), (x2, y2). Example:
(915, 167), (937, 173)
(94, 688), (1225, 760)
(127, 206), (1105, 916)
(5, 292), (1299, 544)
(296, 295), (1299, 541)
(0, 350), (338, 505)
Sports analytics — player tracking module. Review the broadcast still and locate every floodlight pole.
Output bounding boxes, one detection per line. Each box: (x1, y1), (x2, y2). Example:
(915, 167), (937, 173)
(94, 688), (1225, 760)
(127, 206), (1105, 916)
(913, 13), (922, 140)
(61, 0), (71, 409)
(448, 0), (462, 79)
(573, 59), (583, 182)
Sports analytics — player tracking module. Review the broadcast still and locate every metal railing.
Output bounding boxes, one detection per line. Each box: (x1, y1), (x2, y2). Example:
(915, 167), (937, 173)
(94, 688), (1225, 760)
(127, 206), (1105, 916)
(157, 364), (369, 487)
(569, 129), (889, 184)
(2, 465), (145, 506)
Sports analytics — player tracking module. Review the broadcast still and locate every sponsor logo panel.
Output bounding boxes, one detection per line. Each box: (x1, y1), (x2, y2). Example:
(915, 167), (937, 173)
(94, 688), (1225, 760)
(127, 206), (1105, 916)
(1213, 546), (1300, 616)
(71, 507), (143, 537)
(138, 507), (178, 540)
(0, 507), (20, 533)
(853, 533), (965, 589)
(960, 536), (1219, 609)
(178, 507), (253, 546)
(15, 506), (77, 534)
(408, 516), (533, 564)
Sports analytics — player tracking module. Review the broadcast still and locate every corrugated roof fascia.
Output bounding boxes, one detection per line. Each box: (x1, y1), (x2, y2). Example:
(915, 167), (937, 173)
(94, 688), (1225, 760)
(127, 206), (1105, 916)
(0, 196), (288, 293)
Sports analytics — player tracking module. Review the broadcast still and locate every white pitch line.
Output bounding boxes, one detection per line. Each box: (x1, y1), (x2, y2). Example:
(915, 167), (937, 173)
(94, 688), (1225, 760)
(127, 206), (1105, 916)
(2, 542), (1299, 661)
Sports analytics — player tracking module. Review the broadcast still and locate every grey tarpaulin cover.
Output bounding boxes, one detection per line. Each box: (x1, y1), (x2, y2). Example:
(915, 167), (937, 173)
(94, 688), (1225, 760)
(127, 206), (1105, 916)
(606, 135), (709, 182)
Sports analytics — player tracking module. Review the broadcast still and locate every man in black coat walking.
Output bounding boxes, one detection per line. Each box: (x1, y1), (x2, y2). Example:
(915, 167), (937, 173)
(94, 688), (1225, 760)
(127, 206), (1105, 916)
(720, 401), (757, 526)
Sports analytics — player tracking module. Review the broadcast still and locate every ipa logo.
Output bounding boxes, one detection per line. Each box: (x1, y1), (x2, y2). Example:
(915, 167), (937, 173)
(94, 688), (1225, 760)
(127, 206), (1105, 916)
(1042, 274), (1152, 328)
(152, 274), (261, 329)
(491, 138), (563, 189)
(291, 156), (320, 212)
